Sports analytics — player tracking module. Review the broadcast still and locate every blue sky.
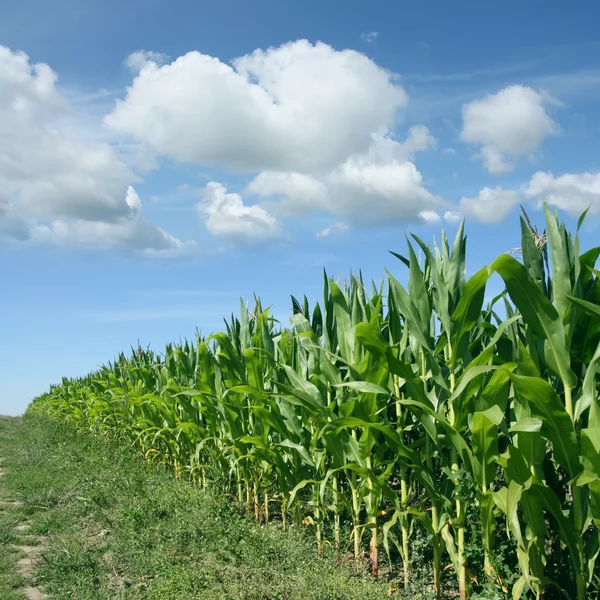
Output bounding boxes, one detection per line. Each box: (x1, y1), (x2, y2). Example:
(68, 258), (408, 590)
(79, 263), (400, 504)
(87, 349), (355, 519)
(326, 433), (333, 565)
(1, 0), (600, 415)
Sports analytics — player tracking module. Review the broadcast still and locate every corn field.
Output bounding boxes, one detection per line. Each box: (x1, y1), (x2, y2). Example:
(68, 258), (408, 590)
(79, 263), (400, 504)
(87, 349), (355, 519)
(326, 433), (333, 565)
(31, 205), (600, 599)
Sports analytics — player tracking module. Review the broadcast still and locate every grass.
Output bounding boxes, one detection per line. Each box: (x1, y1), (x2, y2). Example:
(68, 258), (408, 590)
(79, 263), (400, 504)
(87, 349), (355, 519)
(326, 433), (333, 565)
(0, 416), (27, 599)
(0, 414), (410, 599)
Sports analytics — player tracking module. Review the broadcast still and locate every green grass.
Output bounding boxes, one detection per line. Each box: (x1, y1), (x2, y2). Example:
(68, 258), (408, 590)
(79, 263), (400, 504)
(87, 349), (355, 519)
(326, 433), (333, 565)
(0, 416), (27, 600)
(0, 415), (416, 599)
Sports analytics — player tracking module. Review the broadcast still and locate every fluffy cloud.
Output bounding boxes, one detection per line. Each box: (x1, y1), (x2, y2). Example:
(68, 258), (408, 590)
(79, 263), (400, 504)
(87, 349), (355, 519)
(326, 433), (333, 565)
(245, 129), (442, 224)
(327, 153), (443, 224)
(197, 182), (282, 244)
(0, 45), (192, 257)
(106, 41), (443, 229)
(125, 50), (169, 72)
(459, 187), (521, 223)
(461, 85), (558, 174)
(247, 172), (329, 215)
(419, 210), (442, 224)
(526, 171), (600, 216)
(106, 40), (408, 173)
(31, 214), (196, 258)
(443, 210), (462, 224)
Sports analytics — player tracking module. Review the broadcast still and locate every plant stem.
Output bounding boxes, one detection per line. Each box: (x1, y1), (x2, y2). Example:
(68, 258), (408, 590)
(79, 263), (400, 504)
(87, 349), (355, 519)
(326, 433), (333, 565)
(400, 468), (410, 589)
(394, 377), (411, 589)
(366, 456), (378, 577)
(447, 345), (465, 600)
(351, 475), (361, 570)
(281, 494), (288, 532)
(565, 384), (587, 600)
(332, 474), (341, 551)
(253, 481), (260, 521)
(236, 468), (243, 503)
(314, 484), (322, 555)
(264, 490), (269, 523)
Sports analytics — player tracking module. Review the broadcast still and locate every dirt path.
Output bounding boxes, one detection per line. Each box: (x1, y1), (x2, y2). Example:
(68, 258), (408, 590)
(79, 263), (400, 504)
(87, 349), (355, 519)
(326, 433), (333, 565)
(0, 457), (48, 600)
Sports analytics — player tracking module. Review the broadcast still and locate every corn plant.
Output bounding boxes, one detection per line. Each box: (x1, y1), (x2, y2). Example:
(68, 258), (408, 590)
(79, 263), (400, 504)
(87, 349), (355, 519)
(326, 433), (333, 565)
(29, 203), (600, 599)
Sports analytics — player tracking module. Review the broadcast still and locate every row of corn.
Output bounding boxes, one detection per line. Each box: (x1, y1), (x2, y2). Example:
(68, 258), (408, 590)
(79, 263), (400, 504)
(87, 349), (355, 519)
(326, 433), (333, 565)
(30, 205), (600, 599)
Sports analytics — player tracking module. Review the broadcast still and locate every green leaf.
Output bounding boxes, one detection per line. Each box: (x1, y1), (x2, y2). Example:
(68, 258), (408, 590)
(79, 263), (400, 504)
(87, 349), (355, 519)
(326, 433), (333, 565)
(450, 266), (490, 359)
(520, 216), (546, 296)
(387, 271), (432, 352)
(471, 412), (498, 488)
(334, 381), (389, 395)
(511, 374), (581, 478)
(406, 238), (431, 328)
(329, 279), (355, 362)
(544, 204), (572, 321)
(574, 339), (600, 424)
(509, 418), (543, 433)
(277, 439), (315, 468)
(492, 254), (576, 387)
(567, 295), (600, 321)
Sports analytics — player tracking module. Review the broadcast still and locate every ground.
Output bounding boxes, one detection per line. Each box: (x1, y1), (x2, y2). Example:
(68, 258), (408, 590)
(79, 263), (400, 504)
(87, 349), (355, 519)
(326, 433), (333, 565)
(0, 414), (401, 599)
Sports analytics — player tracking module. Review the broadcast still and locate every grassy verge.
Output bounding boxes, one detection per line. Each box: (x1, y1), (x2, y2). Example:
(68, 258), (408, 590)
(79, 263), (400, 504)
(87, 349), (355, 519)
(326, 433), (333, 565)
(0, 417), (27, 599)
(0, 414), (403, 599)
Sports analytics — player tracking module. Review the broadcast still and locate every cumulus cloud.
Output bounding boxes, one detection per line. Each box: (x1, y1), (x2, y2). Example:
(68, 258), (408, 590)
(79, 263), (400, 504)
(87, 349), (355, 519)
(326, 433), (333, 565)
(461, 85), (558, 174)
(247, 172), (329, 216)
(197, 182), (282, 244)
(245, 128), (442, 224)
(105, 41), (443, 229)
(419, 210), (442, 224)
(401, 125), (438, 156)
(105, 40), (408, 173)
(327, 153), (444, 224)
(31, 214), (196, 258)
(247, 157), (443, 225)
(125, 50), (169, 72)
(526, 171), (600, 216)
(0, 44), (192, 257)
(443, 210), (462, 224)
(459, 187), (521, 223)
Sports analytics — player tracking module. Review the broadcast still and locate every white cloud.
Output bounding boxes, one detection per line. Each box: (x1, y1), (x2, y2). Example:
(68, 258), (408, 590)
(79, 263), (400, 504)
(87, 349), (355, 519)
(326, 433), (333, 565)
(249, 157), (443, 225)
(443, 210), (462, 223)
(329, 155), (443, 224)
(478, 146), (513, 175)
(459, 187), (521, 223)
(401, 125), (438, 155)
(125, 50), (169, 72)
(104, 41), (447, 231)
(246, 128), (442, 225)
(526, 170), (600, 216)
(0, 44), (192, 257)
(316, 222), (348, 238)
(197, 182), (282, 244)
(419, 210), (442, 224)
(125, 185), (142, 212)
(105, 40), (408, 173)
(443, 147), (457, 156)
(247, 172), (328, 216)
(362, 32), (379, 44)
(31, 213), (196, 258)
(461, 85), (558, 174)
